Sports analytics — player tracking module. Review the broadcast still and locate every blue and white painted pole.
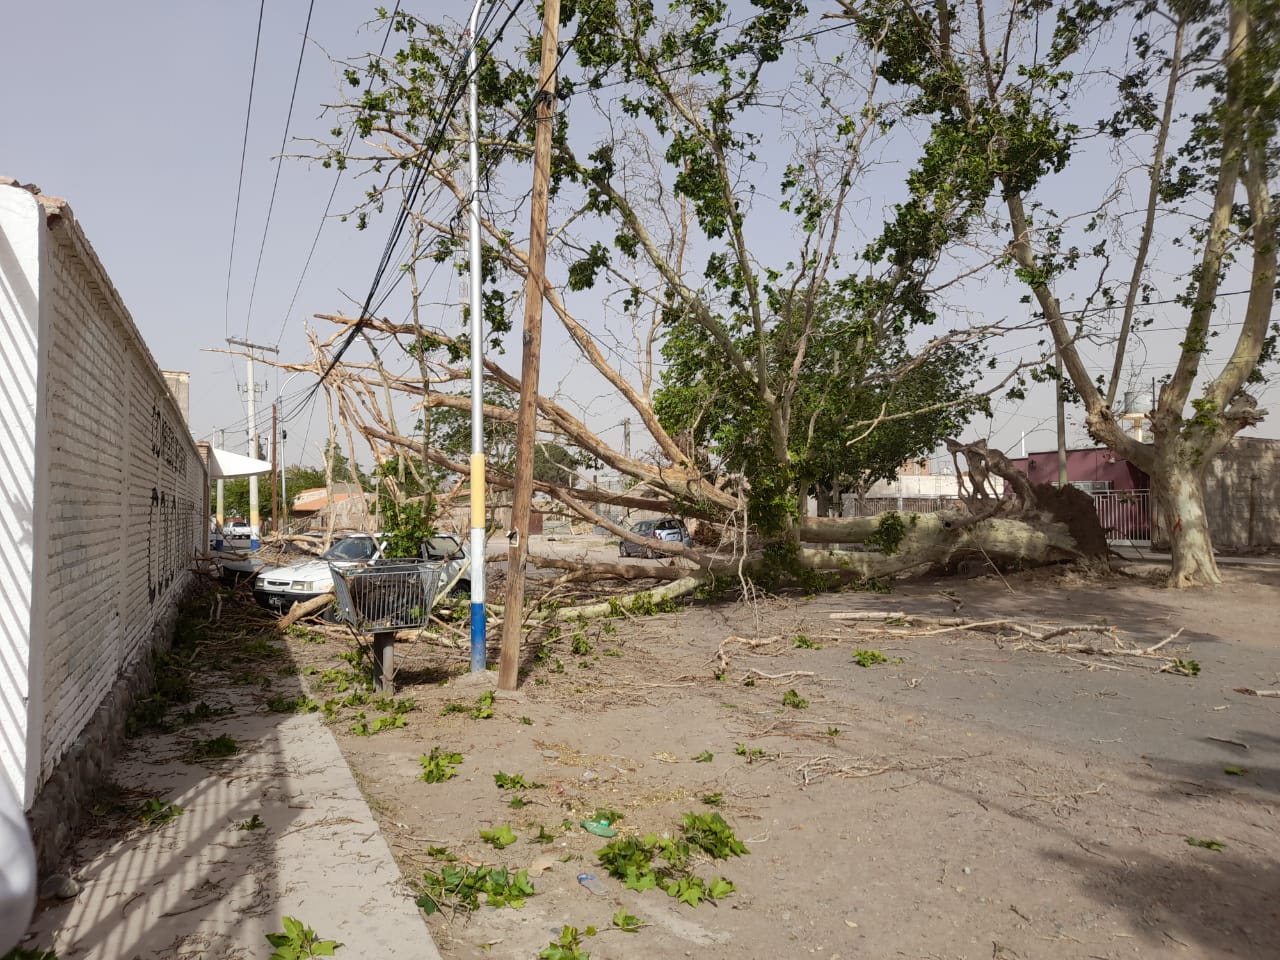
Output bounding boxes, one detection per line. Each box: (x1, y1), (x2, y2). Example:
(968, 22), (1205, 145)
(467, 0), (487, 673)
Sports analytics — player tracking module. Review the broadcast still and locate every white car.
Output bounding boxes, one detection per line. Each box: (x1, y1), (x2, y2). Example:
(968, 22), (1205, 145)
(253, 533), (470, 616)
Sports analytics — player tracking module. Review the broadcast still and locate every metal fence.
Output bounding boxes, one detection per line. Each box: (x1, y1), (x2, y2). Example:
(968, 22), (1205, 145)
(1090, 490), (1153, 543)
(842, 496), (962, 517)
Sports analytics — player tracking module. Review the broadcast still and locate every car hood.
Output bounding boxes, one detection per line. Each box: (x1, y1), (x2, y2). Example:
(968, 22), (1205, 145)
(256, 558), (338, 584)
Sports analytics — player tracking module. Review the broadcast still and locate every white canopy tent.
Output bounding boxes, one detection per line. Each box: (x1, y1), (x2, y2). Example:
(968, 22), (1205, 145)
(208, 447), (273, 478)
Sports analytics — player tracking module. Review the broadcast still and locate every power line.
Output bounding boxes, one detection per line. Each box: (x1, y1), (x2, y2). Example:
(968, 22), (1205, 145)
(272, 0), (406, 350)
(305, 0), (526, 399)
(243, 0), (318, 340)
(224, 0), (267, 341)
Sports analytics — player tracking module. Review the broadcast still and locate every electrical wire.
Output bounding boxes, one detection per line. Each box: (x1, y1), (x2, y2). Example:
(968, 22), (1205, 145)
(243, 0), (318, 339)
(272, 0), (405, 350)
(304, 0), (526, 400)
(224, 0), (267, 341)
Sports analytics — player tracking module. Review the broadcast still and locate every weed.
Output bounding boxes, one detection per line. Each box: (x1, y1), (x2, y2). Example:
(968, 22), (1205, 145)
(782, 689), (809, 709)
(238, 814), (266, 831)
(595, 811), (748, 908)
(1224, 766), (1248, 776)
(494, 771), (544, 790)
(734, 742), (767, 760)
(285, 625), (326, 643)
(267, 696), (320, 714)
(591, 807), (623, 826)
(681, 812), (748, 859)
(479, 824), (518, 849)
(265, 916), (341, 959)
(611, 910), (642, 933)
(550, 658), (565, 674)
(792, 634), (821, 649)
(426, 846), (456, 861)
(173, 700), (233, 727)
(371, 696), (416, 714)
(529, 824), (557, 844)
(138, 797), (183, 827)
(416, 864), (535, 914)
(519, 716), (533, 725)
(509, 795), (528, 809)
(742, 677), (756, 687)
(190, 735), (239, 760)
(419, 747), (463, 783)
(826, 727), (841, 737)
(1186, 837), (1225, 851)
(351, 712), (407, 736)
(692, 750), (714, 763)
(851, 649), (890, 668)
(442, 690), (495, 719)
(538, 925), (593, 960)
(1171, 659), (1201, 677)
(602, 648), (622, 657)
(700, 793), (723, 806)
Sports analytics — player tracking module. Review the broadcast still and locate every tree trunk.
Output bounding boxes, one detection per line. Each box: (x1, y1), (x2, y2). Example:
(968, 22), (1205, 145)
(1152, 456), (1222, 587)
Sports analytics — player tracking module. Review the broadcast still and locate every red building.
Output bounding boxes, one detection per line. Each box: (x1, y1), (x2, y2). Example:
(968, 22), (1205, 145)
(1008, 447), (1152, 542)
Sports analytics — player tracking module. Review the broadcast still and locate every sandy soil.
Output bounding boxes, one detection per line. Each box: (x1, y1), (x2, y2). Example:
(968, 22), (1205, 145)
(283, 561), (1280, 960)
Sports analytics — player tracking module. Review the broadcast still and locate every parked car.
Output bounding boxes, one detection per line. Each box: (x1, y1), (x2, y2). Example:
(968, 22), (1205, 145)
(254, 533), (382, 614)
(253, 533), (471, 615)
(223, 519), (252, 541)
(619, 517), (692, 558)
(652, 517), (693, 547)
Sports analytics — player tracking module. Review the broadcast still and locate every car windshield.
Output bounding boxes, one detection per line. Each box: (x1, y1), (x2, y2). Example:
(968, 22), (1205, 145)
(632, 521), (655, 533)
(424, 536), (461, 560)
(654, 519), (682, 531)
(324, 538), (378, 562)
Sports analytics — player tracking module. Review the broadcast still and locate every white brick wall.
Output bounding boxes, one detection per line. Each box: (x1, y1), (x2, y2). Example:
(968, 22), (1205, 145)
(0, 183), (207, 804)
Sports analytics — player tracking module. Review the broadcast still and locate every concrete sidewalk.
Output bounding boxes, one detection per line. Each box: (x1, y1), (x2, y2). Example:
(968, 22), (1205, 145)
(22, 692), (441, 960)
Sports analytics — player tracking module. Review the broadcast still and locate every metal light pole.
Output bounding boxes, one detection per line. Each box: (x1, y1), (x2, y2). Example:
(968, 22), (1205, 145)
(467, 0), (488, 673)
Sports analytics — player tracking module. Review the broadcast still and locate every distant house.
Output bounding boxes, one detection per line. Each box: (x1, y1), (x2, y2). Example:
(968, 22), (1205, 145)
(290, 483), (372, 531)
(1007, 438), (1280, 549)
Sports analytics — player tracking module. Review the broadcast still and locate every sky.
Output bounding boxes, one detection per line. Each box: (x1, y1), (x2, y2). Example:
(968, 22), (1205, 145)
(2, 1), (1274, 478)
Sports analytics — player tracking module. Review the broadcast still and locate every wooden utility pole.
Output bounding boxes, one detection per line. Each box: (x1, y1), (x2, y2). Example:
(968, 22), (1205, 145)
(499, 0), (560, 690)
(270, 402), (279, 534)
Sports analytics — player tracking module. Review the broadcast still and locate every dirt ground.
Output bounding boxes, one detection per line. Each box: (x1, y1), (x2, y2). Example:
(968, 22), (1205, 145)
(280, 560), (1280, 960)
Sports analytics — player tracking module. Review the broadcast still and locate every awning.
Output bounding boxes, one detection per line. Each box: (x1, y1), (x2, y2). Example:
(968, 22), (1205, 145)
(208, 447), (274, 479)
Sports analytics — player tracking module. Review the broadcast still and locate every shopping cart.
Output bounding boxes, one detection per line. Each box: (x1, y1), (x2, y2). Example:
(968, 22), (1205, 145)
(330, 558), (444, 692)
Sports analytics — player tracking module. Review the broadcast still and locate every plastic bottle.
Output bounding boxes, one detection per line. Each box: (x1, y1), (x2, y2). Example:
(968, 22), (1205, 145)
(577, 873), (607, 896)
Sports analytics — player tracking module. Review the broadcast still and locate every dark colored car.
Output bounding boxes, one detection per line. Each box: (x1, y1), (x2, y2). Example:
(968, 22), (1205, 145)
(619, 517), (692, 558)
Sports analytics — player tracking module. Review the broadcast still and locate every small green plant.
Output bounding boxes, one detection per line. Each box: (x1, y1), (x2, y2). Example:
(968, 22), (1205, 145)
(1186, 837), (1225, 851)
(782, 689), (809, 709)
(1, 948), (60, 960)
(267, 695), (320, 714)
(826, 727), (841, 737)
(595, 811), (748, 908)
(480, 823), (518, 849)
(494, 771), (544, 790)
(700, 792), (724, 806)
(570, 633), (593, 656)
(612, 909), (642, 932)
(851, 649), (890, 668)
(238, 814), (266, 831)
(265, 916), (341, 959)
(681, 812), (749, 859)
(529, 824), (557, 844)
(1224, 766), (1248, 776)
(351, 712), (408, 736)
(590, 807), (623, 826)
(138, 797), (183, 826)
(509, 795), (528, 809)
(419, 747), (463, 783)
(519, 715), (533, 725)
(416, 864), (535, 913)
(190, 735), (238, 760)
(538, 925), (594, 960)
(734, 742), (767, 760)
(792, 634), (820, 649)
(692, 750), (714, 763)
(1171, 659), (1201, 676)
